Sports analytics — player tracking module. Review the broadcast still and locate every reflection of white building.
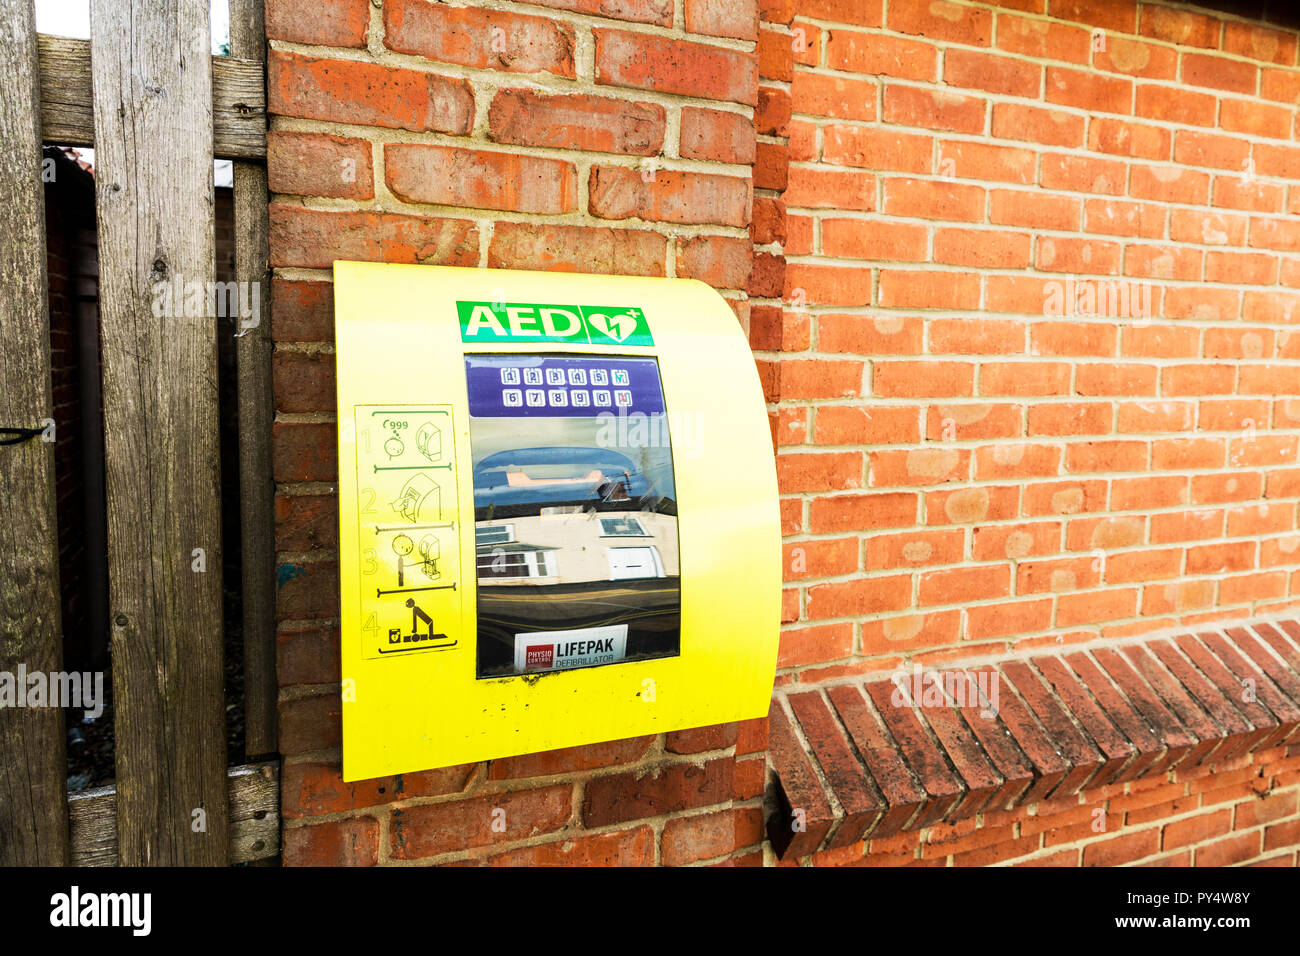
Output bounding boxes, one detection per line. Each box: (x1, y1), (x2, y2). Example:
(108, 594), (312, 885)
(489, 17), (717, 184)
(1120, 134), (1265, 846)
(476, 510), (679, 586)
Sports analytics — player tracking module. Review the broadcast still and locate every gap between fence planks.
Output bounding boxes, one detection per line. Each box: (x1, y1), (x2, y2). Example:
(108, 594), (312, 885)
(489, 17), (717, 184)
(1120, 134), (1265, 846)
(68, 762), (279, 866)
(91, 0), (229, 866)
(37, 34), (266, 161)
(0, 0), (70, 867)
(230, 0), (277, 759)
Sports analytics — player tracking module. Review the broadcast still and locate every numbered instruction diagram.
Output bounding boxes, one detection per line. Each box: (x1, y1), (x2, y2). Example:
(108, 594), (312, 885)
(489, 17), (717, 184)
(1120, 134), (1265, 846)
(353, 406), (461, 658)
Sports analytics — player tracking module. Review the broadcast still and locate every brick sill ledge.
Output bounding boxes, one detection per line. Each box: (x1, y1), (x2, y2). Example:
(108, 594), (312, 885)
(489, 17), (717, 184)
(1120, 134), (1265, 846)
(767, 618), (1300, 859)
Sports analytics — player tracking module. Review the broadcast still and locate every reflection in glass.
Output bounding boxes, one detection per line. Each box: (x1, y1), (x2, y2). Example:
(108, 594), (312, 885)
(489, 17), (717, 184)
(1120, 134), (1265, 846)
(467, 355), (681, 678)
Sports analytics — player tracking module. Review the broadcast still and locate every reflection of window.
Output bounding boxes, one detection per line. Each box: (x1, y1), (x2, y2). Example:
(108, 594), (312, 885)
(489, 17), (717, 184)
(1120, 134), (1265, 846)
(477, 550), (557, 579)
(475, 524), (514, 546)
(600, 516), (647, 536)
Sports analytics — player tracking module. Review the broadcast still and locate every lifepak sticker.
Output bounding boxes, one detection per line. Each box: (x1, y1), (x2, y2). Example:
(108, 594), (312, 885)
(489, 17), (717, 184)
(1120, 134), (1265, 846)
(514, 625), (629, 673)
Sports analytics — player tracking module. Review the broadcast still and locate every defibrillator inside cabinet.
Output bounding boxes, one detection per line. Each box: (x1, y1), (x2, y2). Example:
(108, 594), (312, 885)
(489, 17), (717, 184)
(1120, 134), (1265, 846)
(335, 264), (779, 781)
(466, 353), (682, 679)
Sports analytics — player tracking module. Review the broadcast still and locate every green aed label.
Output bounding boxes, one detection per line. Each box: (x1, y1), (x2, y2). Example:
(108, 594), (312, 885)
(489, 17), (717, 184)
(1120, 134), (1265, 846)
(457, 301), (654, 347)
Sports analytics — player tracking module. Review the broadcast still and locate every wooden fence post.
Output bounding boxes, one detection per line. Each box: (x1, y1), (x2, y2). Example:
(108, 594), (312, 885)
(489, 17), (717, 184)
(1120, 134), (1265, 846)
(0, 0), (70, 867)
(230, 0), (277, 759)
(90, 0), (229, 865)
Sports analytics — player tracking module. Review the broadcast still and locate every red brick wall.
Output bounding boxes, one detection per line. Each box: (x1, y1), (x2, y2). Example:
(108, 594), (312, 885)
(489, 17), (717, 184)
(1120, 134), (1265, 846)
(768, 622), (1300, 866)
(776, 1), (1300, 681)
(267, 0), (1300, 866)
(803, 734), (1300, 867)
(267, 0), (768, 866)
(766, 0), (1300, 867)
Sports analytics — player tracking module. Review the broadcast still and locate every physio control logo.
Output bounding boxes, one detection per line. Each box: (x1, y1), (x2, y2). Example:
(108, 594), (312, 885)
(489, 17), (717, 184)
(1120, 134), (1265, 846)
(457, 301), (654, 346)
(525, 644), (555, 670)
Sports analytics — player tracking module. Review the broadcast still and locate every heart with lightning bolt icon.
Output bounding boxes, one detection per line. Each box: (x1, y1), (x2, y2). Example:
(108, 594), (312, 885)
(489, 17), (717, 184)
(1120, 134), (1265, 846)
(586, 310), (637, 342)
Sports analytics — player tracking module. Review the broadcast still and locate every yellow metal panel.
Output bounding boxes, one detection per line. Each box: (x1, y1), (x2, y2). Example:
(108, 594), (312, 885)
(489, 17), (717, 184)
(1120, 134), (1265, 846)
(334, 262), (779, 780)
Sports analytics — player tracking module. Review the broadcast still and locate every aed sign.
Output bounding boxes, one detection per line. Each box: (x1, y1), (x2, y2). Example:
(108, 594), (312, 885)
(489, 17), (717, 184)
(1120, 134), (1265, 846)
(457, 301), (654, 346)
(335, 263), (779, 781)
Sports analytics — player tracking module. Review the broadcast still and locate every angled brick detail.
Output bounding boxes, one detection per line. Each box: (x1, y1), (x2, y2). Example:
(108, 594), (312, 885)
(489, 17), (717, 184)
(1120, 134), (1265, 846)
(765, 699), (834, 857)
(824, 684), (926, 836)
(767, 618), (1300, 858)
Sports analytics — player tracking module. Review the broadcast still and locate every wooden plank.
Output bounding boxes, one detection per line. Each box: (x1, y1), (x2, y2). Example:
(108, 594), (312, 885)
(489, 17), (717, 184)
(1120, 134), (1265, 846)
(69, 762), (280, 866)
(230, 0), (277, 759)
(90, 0), (228, 866)
(227, 762), (280, 863)
(0, 0), (70, 867)
(38, 34), (266, 160)
(32, 34), (92, 151)
(212, 51), (269, 161)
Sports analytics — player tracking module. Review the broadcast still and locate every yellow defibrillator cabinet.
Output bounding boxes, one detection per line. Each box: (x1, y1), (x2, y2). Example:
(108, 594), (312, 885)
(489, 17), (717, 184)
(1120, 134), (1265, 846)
(334, 263), (779, 780)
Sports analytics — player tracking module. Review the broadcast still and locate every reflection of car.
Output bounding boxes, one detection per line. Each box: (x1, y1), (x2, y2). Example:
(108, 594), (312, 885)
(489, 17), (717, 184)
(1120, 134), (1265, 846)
(473, 446), (648, 510)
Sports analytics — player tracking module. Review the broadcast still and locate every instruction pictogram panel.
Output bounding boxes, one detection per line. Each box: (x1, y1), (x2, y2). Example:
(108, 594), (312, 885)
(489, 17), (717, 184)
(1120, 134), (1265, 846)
(353, 405), (461, 659)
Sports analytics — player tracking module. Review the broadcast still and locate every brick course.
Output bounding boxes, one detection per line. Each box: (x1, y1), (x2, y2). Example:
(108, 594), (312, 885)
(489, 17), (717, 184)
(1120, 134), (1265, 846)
(778, 0), (1300, 689)
(768, 621), (1300, 862)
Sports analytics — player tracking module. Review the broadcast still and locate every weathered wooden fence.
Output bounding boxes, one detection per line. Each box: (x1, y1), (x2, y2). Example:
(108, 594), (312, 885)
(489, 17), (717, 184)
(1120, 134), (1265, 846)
(0, 0), (277, 866)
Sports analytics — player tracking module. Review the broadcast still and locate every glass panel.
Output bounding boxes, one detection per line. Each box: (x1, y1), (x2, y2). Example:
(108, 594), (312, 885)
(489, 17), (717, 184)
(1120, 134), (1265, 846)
(467, 354), (681, 678)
